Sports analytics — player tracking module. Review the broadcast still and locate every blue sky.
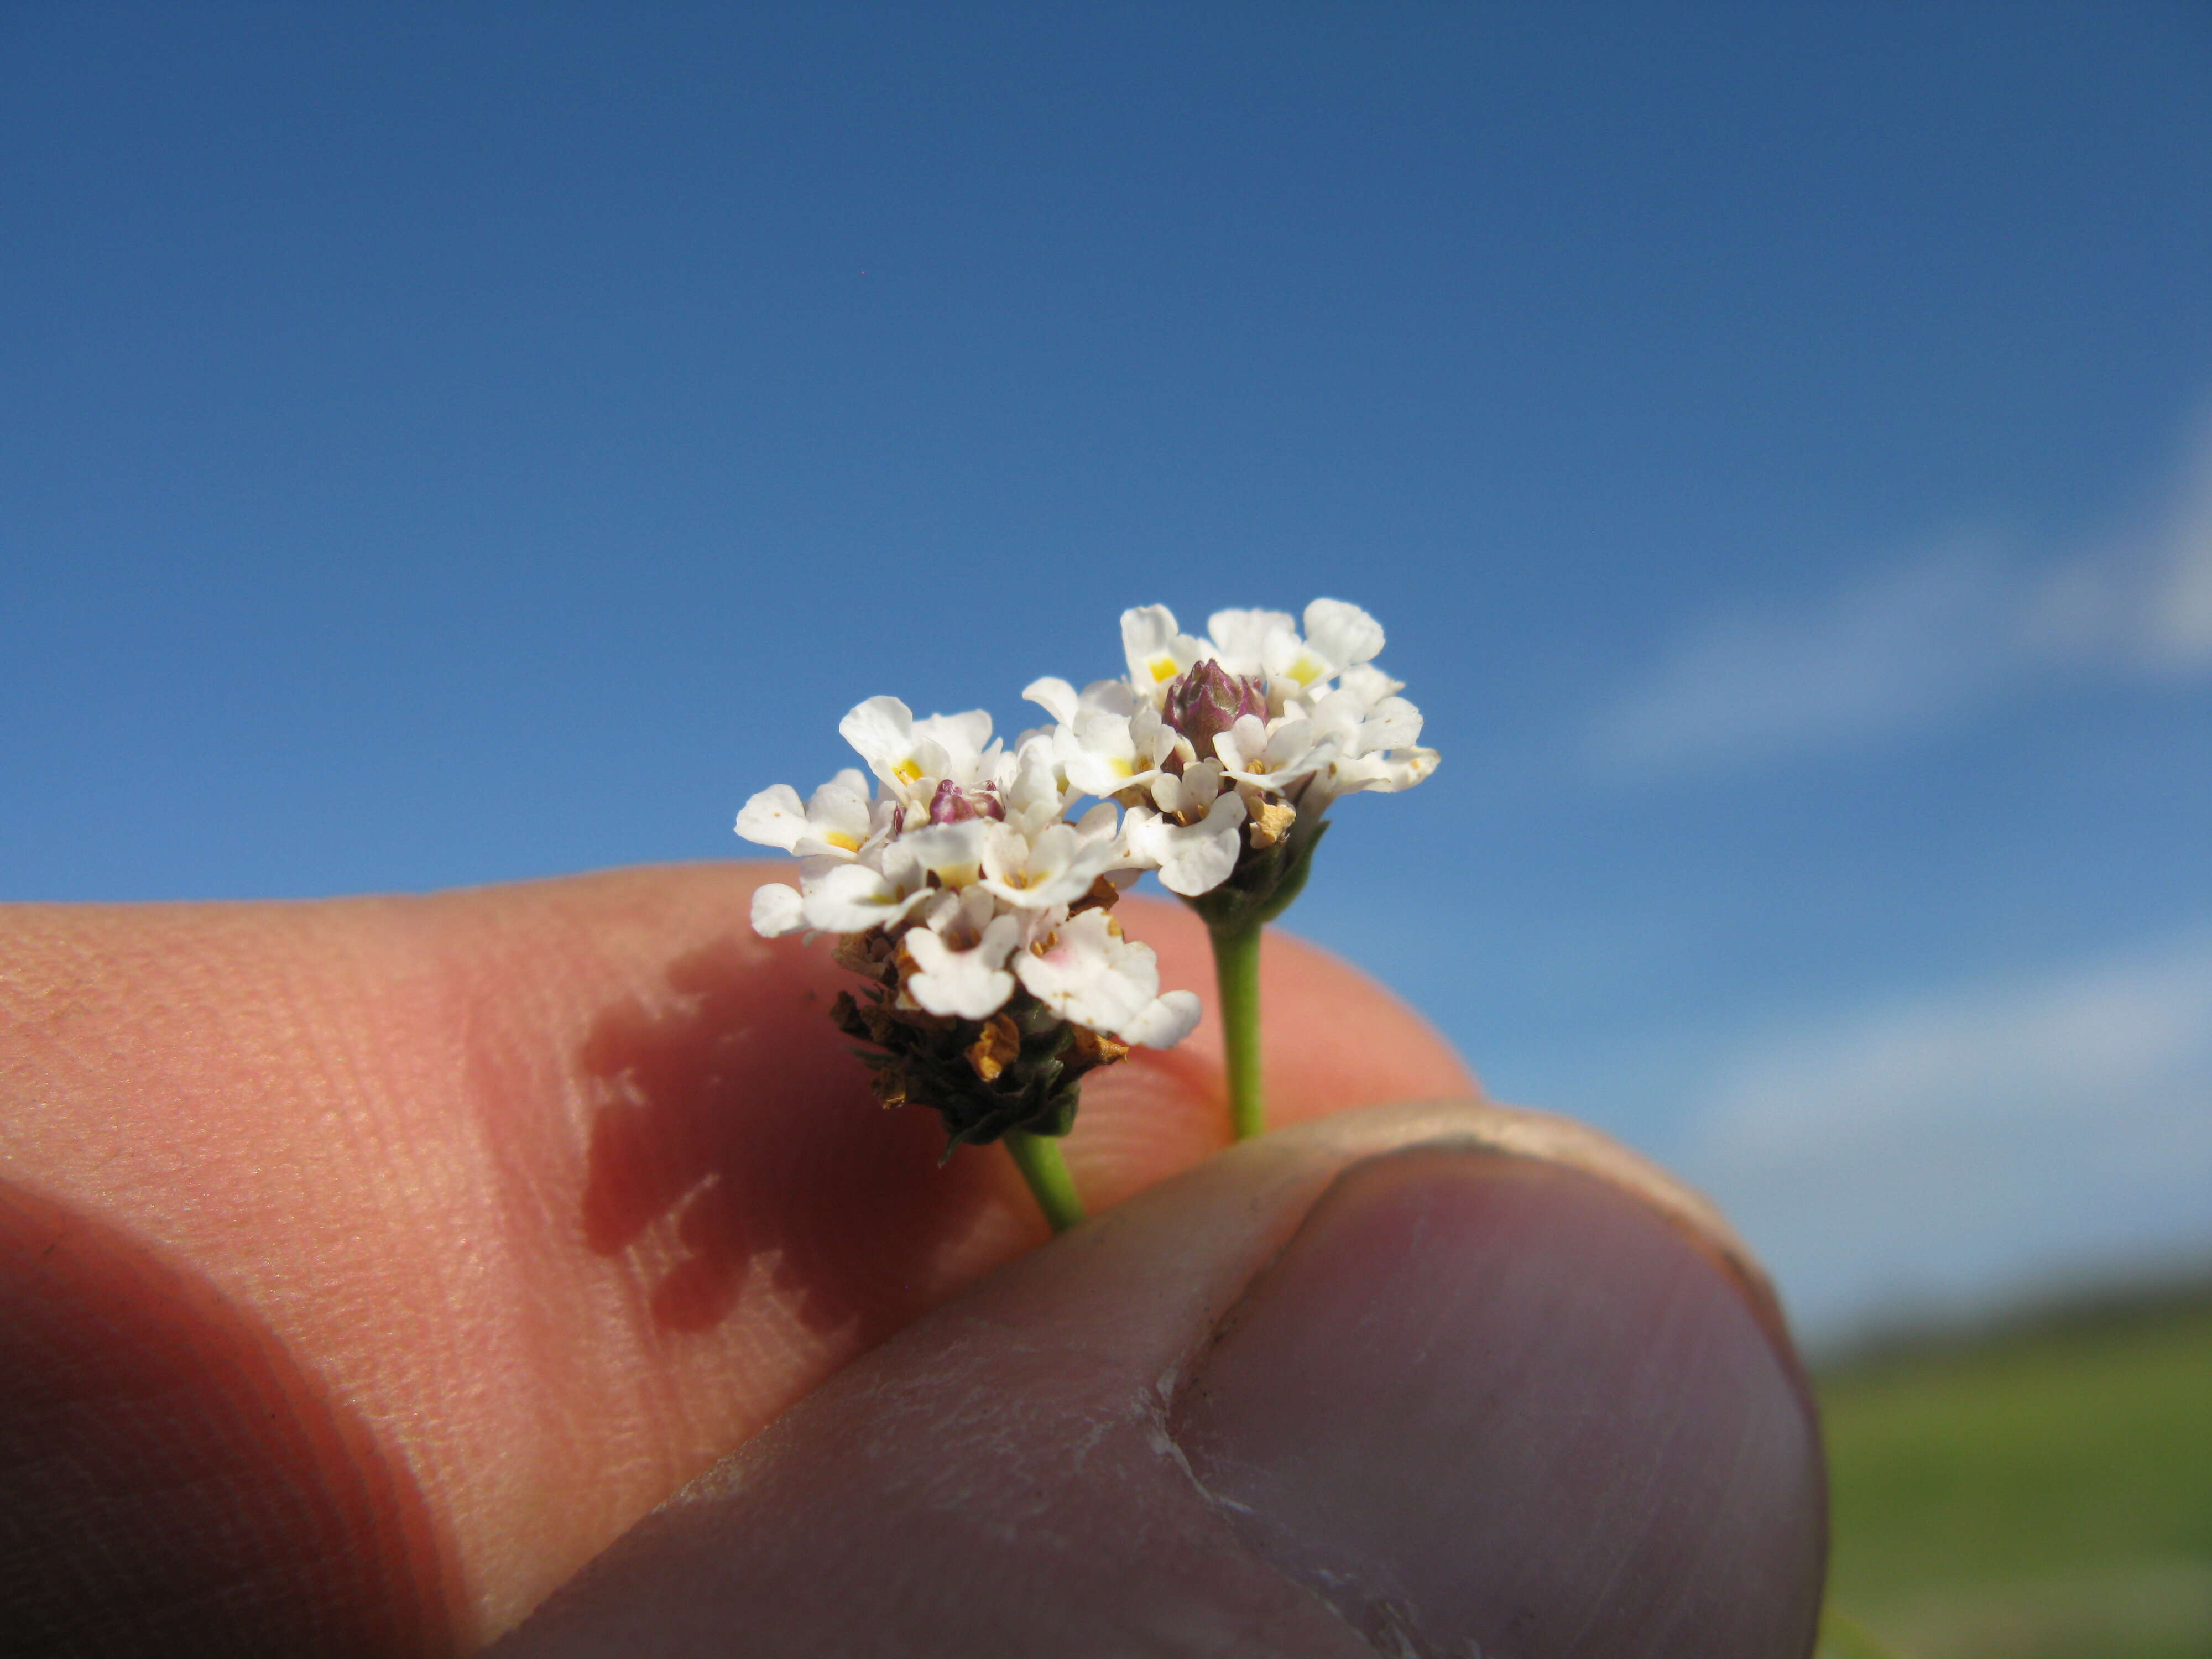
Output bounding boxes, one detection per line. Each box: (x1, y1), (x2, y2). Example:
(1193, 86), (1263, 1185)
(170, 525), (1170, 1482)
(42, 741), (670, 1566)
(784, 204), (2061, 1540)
(6, 3), (2209, 1342)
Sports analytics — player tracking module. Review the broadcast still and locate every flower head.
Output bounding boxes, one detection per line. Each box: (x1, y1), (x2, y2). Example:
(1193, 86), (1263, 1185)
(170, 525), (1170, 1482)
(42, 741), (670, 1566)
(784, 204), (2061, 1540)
(739, 695), (1198, 1152)
(1027, 597), (1438, 929)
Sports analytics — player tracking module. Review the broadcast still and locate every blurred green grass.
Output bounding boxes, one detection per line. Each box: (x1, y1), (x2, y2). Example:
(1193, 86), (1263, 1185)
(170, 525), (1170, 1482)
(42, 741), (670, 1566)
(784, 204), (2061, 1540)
(1812, 1281), (2212, 1659)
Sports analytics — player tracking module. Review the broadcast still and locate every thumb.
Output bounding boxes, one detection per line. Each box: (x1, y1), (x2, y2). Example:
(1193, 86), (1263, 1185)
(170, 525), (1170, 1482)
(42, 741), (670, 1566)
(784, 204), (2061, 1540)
(492, 1100), (1827, 1658)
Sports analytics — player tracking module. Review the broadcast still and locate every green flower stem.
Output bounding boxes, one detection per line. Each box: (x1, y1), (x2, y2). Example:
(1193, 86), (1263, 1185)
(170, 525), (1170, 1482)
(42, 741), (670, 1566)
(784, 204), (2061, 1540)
(1004, 1127), (1086, 1233)
(1210, 919), (1266, 1140)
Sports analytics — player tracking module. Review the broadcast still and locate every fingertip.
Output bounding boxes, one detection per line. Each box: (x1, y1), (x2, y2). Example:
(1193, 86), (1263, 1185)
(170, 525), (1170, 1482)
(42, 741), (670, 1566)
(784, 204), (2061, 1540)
(492, 1103), (1825, 1659)
(1172, 1145), (1827, 1657)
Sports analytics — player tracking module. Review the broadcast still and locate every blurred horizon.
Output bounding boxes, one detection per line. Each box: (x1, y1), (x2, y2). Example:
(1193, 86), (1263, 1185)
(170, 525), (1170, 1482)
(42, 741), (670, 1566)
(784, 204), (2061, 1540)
(5, 2), (2209, 1347)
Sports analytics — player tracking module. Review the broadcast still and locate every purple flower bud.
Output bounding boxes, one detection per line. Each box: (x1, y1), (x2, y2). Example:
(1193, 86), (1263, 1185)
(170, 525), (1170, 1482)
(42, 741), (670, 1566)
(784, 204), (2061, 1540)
(928, 780), (1005, 824)
(1162, 659), (1268, 757)
(928, 780), (977, 823)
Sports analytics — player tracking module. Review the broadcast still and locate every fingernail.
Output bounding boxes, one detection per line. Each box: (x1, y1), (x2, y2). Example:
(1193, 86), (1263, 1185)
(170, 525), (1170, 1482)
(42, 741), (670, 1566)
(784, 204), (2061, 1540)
(1169, 1147), (1827, 1658)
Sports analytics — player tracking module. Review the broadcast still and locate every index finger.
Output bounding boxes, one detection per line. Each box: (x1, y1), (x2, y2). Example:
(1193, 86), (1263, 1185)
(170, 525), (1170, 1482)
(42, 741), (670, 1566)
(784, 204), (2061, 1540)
(1, 863), (1475, 1652)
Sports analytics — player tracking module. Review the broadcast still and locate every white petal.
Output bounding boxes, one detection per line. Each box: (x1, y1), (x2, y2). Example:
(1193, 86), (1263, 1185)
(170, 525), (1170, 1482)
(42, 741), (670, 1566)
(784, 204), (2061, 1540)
(1307, 686), (1372, 743)
(1205, 608), (1296, 675)
(1004, 740), (1070, 822)
(795, 777), (874, 857)
(904, 919), (1020, 1019)
(1072, 801), (1120, 843)
(980, 821), (1032, 889)
(1337, 662), (1404, 706)
(1357, 696), (1424, 752)
(1212, 714), (1269, 774)
(1014, 910), (1147, 1031)
(1302, 598), (1386, 669)
(1182, 758), (1223, 810)
(735, 784), (808, 852)
(1124, 988), (1201, 1048)
(804, 861), (928, 932)
(913, 711), (997, 785)
(984, 818), (1117, 908)
(1022, 676), (1082, 724)
(1121, 604), (1202, 692)
(1060, 709), (1145, 797)
(1081, 678), (1136, 717)
(915, 708), (993, 753)
(1331, 744), (1439, 795)
(1127, 790), (1246, 896)
(749, 881), (806, 936)
(903, 819), (990, 888)
(1016, 915), (1195, 1045)
(838, 695), (912, 763)
(947, 884), (1000, 940)
(838, 695), (932, 790)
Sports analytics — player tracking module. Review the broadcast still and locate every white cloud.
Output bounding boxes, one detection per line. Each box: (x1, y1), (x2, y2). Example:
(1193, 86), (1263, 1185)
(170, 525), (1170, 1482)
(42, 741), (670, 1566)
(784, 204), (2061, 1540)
(1587, 408), (2212, 780)
(1681, 934), (2212, 1345)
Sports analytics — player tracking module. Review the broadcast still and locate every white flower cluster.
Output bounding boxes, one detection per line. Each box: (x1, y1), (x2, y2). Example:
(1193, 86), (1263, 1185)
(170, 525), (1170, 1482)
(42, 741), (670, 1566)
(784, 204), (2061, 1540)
(734, 598), (1432, 1144)
(740, 697), (1200, 1050)
(1022, 598), (1438, 900)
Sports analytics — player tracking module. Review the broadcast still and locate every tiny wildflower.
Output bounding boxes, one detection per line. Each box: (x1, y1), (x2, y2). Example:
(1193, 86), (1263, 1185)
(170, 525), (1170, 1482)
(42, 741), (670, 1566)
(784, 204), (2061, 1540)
(739, 697), (1199, 1171)
(1026, 597), (1438, 1140)
(734, 597), (1429, 1215)
(1027, 598), (1438, 934)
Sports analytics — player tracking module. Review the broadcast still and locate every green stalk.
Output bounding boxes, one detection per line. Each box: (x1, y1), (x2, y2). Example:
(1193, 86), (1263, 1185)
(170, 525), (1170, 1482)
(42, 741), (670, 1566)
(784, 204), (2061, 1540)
(1004, 1128), (1086, 1233)
(1210, 919), (1266, 1140)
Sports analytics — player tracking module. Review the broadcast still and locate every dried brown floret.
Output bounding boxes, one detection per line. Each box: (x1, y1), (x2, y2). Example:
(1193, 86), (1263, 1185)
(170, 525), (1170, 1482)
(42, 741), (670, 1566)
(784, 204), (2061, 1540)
(833, 930), (899, 983)
(1066, 1024), (1131, 1073)
(966, 1014), (1021, 1083)
(869, 1063), (912, 1111)
(1246, 799), (1297, 851)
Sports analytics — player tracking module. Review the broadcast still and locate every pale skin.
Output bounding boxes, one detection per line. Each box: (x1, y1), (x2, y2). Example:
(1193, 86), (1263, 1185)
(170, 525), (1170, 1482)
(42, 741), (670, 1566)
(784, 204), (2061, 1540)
(0, 865), (1826, 1657)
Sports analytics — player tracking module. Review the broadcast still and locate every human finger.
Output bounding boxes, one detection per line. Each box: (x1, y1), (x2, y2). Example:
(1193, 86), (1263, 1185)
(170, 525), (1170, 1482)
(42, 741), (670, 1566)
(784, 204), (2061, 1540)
(493, 1100), (1826, 1658)
(0, 864), (1470, 1652)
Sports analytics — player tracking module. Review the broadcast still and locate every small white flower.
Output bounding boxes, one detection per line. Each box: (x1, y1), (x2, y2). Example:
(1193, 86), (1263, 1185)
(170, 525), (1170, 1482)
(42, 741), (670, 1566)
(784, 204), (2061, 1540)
(1056, 703), (1177, 801)
(1321, 739), (1440, 798)
(1123, 987), (1202, 1047)
(1212, 712), (1329, 792)
(1336, 660), (1405, 707)
(801, 846), (932, 933)
(1124, 790), (1248, 896)
(1022, 675), (1134, 728)
(1304, 686), (1438, 800)
(1271, 597), (1386, 688)
(912, 709), (1001, 788)
(901, 818), (993, 891)
(837, 696), (942, 797)
(735, 769), (877, 859)
(1015, 908), (1196, 1045)
(750, 880), (806, 937)
(1203, 608), (1298, 679)
(838, 697), (1001, 807)
(1146, 754), (1222, 818)
(1120, 605), (1208, 693)
(981, 811), (1118, 910)
(903, 912), (1024, 1019)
